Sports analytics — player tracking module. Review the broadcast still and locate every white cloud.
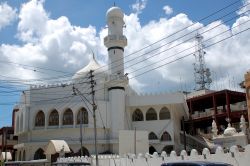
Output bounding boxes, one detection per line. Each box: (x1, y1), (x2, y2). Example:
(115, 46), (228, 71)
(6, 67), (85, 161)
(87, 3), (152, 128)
(0, 0), (103, 83)
(17, 0), (48, 42)
(163, 5), (173, 15)
(0, 2), (17, 30)
(131, 0), (147, 14)
(237, 0), (250, 15)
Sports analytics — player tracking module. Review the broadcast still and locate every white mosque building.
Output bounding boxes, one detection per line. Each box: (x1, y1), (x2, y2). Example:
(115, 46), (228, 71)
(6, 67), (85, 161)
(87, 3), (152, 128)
(13, 6), (188, 161)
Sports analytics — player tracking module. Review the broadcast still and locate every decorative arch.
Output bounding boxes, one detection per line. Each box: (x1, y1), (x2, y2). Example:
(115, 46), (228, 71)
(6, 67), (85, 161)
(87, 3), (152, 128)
(77, 107), (88, 124)
(34, 148), (46, 160)
(75, 146), (90, 156)
(146, 108), (157, 121)
(162, 145), (174, 154)
(132, 109), (144, 121)
(35, 110), (45, 127)
(63, 108), (73, 125)
(161, 131), (172, 141)
(149, 146), (157, 154)
(49, 109), (59, 126)
(159, 107), (171, 120)
(148, 132), (158, 140)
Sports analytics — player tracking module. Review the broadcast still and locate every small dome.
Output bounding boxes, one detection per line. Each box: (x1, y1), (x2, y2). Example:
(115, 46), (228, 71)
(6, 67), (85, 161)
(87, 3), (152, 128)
(106, 6), (124, 19)
(72, 58), (104, 80)
(223, 123), (237, 136)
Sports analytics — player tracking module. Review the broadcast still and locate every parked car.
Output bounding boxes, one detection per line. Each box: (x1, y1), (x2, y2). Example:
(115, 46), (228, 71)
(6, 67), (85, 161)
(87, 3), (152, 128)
(161, 161), (233, 166)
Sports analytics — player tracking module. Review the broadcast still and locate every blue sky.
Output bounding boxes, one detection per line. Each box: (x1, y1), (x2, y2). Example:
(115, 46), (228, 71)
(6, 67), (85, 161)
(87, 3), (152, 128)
(0, 0), (250, 127)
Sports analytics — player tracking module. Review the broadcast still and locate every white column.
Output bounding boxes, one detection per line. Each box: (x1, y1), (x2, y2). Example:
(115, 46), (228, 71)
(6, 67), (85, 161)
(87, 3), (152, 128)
(109, 88), (125, 139)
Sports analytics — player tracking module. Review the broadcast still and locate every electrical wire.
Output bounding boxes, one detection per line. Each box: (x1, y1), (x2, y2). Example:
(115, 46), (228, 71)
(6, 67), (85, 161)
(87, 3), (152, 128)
(0, 0), (243, 85)
(0, 1), (248, 105)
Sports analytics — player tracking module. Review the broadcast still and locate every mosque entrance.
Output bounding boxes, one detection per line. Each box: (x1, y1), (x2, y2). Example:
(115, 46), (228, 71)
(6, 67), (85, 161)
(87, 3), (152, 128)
(162, 145), (174, 154)
(149, 146), (157, 154)
(75, 146), (90, 156)
(34, 148), (46, 160)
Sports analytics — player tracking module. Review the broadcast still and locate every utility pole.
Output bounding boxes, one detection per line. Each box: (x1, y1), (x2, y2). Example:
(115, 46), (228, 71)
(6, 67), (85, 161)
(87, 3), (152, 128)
(134, 127), (136, 155)
(80, 110), (83, 156)
(73, 86), (84, 156)
(182, 117), (187, 151)
(89, 70), (98, 166)
(4, 128), (8, 162)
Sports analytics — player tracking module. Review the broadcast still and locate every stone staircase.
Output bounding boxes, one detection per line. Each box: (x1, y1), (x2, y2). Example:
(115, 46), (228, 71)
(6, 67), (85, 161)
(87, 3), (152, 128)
(180, 131), (216, 153)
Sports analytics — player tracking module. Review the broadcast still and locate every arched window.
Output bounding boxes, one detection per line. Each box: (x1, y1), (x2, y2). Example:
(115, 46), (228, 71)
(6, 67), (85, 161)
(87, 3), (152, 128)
(159, 107), (171, 120)
(35, 111), (45, 127)
(148, 132), (158, 140)
(63, 108), (73, 125)
(77, 108), (88, 124)
(161, 131), (172, 141)
(132, 109), (143, 121)
(146, 108), (157, 121)
(34, 148), (46, 160)
(49, 109), (59, 126)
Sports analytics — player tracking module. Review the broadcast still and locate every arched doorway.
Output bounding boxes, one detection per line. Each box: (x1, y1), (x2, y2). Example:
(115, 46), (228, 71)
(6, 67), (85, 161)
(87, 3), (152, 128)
(75, 146), (90, 156)
(162, 145), (174, 154)
(65, 148), (74, 157)
(149, 146), (157, 154)
(34, 148), (46, 160)
(51, 153), (59, 163)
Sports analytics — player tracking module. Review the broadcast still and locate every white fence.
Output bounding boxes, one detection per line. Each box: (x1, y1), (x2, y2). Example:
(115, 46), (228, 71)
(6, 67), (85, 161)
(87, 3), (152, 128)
(58, 145), (250, 166)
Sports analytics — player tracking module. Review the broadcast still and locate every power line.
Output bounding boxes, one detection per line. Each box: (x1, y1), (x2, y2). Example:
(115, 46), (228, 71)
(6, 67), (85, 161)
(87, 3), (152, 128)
(93, 20), (250, 93)
(0, 0), (243, 85)
(91, 5), (250, 83)
(3, 15), (248, 104)
(0, 2), (248, 100)
(130, 27), (250, 80)
(91, 0), (243, 75)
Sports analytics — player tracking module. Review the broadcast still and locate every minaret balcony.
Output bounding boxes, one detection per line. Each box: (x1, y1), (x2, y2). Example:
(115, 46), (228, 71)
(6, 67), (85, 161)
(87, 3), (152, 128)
(104, 34), (127, 48)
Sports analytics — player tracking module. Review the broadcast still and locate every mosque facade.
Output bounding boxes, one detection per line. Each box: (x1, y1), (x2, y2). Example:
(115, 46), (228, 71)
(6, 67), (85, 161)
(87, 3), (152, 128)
(13, 6), (188, 161)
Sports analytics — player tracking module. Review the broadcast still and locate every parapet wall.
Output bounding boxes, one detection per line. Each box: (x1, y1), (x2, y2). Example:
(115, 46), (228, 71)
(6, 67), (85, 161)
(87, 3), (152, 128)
(58, 145), (250, 166)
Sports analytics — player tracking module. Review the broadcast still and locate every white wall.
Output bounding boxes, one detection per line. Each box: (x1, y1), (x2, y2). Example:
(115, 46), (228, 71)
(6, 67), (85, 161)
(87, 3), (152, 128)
(59, 145), (250, 166)
(119, 130), (148, 155)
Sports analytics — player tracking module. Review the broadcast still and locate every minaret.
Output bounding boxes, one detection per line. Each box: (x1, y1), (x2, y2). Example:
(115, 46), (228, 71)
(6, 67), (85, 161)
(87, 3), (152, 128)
(104, 6), (128, 141)
(104, 6), (127, 77)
